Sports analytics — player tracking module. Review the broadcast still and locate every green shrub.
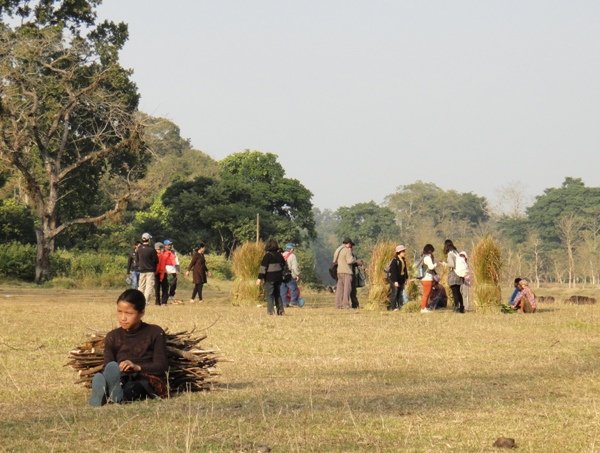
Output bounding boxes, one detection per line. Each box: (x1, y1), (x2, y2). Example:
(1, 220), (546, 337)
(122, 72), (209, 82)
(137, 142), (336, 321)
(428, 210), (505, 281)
(0, 242), (35, 280)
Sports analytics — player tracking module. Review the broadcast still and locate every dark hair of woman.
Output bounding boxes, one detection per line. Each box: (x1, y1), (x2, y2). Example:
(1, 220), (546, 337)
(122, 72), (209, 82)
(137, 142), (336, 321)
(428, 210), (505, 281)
(265, 238), (279, 251)
(423, 243), (435, 255)
(443, 239), (457, 254)
(195, 242), (205, 250)
(117, 288), (146, 312)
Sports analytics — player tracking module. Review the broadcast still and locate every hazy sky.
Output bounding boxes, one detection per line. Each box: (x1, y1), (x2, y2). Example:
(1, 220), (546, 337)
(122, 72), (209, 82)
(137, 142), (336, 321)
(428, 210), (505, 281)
(98, 0), (600, 211)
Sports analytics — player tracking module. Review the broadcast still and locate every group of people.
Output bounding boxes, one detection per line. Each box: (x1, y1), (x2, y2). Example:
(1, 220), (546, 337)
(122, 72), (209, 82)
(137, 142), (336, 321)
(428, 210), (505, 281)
(256, 240), (303, 315)
(90, 238), (535, 407)
(418, 240), (469, 313)
(126, 233), (209, 306)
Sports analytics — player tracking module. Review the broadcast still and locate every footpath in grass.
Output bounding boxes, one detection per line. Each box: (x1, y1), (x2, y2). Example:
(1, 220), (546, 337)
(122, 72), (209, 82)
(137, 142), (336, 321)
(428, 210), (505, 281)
(0, 285), (599, 452)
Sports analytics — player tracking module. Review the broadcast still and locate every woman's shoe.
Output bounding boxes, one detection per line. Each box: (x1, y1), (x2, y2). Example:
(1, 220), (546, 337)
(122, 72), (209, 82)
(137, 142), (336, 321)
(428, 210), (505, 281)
(89, 373), (106, 407)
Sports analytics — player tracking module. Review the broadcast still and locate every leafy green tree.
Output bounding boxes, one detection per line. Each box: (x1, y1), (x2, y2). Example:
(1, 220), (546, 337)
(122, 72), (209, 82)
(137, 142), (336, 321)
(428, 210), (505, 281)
(0, 1), (147, 282)
(385, 181), (489, 247)
(335, 201), (400, 259)
(526, 177), (600, 247)
(162, 151), (315, 255)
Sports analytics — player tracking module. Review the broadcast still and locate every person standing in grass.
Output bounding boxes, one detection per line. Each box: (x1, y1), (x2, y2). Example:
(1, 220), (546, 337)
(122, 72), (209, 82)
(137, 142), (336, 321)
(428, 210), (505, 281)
(419, 243), (438, 313)
(89, 289), (168, 406)
(280, 243), (301, 307)
(333, 238), (358, 309)
(186, 243), (208, 303)
(388, 244), (409, 311)
(163, 239), (181, 303)
(443, 239), (465, 313)
(512, 278), (537, 313)
(127, 241), (141, 289)
(136, 233), (158, 305)
(256, 238), (286, 315)
(154, 242), (173, 306)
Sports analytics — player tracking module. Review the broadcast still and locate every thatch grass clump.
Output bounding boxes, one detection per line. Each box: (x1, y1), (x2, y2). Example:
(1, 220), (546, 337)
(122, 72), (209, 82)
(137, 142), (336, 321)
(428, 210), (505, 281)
(406, 279), (421, 302)
(231, 241), (264, 306)
(471, 235), (502, 311)
(365, 241), (396, 310)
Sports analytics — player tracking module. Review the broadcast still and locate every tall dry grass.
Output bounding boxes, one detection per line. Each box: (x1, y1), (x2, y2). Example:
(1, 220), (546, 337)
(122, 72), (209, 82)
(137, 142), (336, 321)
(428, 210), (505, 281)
(231, 241), (264, 306)
(365, 240), (396, 310)
(471, 235), (503, 311)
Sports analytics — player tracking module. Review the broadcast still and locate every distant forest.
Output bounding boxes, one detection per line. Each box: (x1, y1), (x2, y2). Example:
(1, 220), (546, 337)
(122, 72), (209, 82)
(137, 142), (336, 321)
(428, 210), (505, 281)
(1, 3), (598, 286)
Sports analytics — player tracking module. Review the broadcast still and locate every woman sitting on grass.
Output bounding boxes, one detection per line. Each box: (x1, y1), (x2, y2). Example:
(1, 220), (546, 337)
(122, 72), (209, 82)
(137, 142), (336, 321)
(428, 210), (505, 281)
(512, 278), (537, 313)
(90, 289), (168, 406)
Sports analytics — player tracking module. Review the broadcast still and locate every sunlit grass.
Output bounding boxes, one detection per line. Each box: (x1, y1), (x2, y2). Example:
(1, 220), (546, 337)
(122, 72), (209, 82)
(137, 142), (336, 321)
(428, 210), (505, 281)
(1, 283), (599, 451)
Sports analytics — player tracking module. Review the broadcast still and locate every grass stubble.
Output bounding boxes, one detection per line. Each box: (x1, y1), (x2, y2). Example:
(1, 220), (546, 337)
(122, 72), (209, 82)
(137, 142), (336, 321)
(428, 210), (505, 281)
(0, 282), (599, 452)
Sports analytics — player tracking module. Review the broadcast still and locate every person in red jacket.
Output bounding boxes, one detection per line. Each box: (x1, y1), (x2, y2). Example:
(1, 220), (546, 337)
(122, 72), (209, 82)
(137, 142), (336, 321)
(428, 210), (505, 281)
(154, 242), (176, 306)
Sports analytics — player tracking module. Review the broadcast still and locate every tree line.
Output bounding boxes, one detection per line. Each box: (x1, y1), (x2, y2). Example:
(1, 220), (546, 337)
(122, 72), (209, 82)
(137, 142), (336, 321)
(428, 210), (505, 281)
(1, 1), (598, 287)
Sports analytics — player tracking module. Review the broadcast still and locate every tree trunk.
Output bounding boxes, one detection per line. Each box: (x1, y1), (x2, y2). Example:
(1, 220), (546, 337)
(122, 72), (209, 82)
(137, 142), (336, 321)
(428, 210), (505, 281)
(35, 232), (52, 284)
(34, 215), (56, 284)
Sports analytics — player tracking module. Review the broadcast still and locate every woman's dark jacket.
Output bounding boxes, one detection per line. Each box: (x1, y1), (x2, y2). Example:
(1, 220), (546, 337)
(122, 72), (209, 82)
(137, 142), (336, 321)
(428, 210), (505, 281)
(188, 251), (208, 284)
(257, 249), (285, 282)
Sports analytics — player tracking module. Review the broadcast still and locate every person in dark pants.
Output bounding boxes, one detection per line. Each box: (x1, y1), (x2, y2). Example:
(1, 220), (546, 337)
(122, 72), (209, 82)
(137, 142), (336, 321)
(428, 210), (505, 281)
(388, 244), (409, 311)
(127, 241), (141, 289)
(256, 239), (286, 315)
(163, 239), (180, 303)
(443, 239), (465, 313)
(186, 243), (208, 303)
(136, 233), (158, 305)
(350, 259), (365, 309)
(89, 289), (168, 406)
(154, 242), (172, 306)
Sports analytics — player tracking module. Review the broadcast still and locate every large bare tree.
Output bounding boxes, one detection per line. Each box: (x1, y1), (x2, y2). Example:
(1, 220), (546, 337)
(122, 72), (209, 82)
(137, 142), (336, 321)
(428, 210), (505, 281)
(0, 2), (147, 282)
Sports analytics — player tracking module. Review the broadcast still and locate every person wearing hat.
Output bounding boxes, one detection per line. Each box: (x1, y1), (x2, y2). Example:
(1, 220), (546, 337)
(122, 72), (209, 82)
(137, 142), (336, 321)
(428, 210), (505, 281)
(186, 243), (208, 303)
(163, 239), (181, 304)
(512, 278), (537, 313)
(280, 243), (301, 307)
(153, 242), (167, 306)
(388, 244), (409, 311)
(135, 233), (158, 305)
(332, 238), (358, 309)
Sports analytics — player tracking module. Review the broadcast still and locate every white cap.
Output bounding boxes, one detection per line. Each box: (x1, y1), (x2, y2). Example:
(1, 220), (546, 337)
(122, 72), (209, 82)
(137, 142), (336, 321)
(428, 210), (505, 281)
(141, 232), (152, 241)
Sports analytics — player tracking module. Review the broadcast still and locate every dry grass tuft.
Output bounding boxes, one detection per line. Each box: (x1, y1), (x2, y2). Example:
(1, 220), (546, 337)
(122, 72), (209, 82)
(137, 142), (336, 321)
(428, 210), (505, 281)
(471, 235), (502, 311)
(365, 241), (396, 310)
(231, 241), (264, 306)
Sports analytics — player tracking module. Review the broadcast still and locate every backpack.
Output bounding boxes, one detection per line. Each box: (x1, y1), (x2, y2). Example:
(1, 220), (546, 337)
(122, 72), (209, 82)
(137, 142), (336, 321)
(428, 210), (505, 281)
(383, 258), (394, 282)
(329, 246), (343, 280)
(453, 251), (469, 278)
(415, 257), (426, 279)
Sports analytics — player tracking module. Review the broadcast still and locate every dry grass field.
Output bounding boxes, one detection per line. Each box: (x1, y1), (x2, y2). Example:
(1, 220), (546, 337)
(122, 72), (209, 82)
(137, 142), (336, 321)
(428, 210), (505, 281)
(1, 282), (599, 452)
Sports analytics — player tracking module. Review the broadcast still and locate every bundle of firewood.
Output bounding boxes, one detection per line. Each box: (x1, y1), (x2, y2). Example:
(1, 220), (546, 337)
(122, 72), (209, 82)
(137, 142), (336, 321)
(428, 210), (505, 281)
(66, 328), (223, 393)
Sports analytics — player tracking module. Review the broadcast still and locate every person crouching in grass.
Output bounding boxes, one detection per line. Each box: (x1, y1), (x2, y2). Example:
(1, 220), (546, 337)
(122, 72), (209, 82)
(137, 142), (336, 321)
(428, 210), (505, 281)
(89, 289), (168, 406)
(512, 278), (537, 313)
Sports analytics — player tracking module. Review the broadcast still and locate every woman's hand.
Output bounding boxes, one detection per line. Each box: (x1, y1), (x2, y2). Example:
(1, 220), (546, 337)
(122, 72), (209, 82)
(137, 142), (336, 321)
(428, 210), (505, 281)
(256, 279), (262, 286)
(185, 271), (190, 277)
(119, 360), (141, 373)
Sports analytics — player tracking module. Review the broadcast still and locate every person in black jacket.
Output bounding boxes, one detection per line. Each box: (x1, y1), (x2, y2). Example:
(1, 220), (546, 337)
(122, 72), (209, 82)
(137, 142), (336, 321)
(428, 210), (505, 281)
(126, 241), (141, 289)
(256, 239), (286, 315)
(136, 233), (158, 306)
(388, 244), (409, 311)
